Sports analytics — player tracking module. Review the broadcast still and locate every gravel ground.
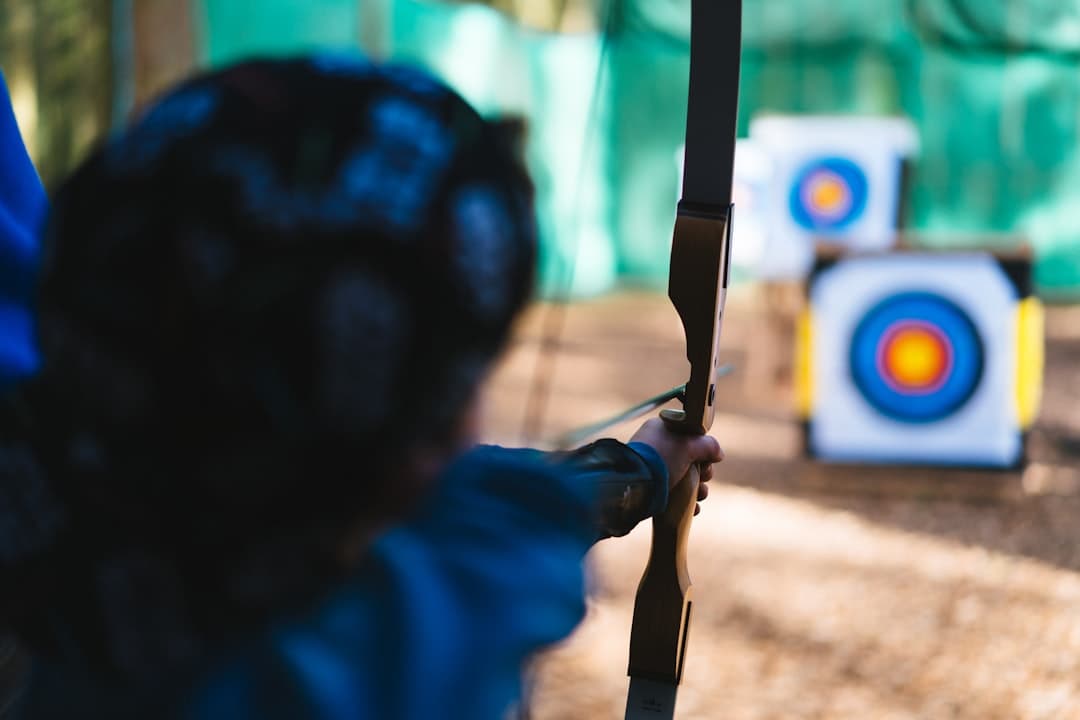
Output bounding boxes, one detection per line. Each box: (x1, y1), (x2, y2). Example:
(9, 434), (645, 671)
(483, 288), (1080, 720)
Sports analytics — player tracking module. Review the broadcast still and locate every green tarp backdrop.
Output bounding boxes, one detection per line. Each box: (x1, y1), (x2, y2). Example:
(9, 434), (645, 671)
(199, 0), (1080, 298)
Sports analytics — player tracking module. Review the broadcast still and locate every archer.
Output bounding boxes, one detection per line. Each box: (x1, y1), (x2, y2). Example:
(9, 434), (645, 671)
(0, 57), (723, 719)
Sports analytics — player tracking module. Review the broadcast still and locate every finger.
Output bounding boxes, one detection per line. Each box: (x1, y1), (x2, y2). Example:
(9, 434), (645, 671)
(694, 503), (701, 516)
(697, 482), (710, 501)
(699, 463), (714, 483)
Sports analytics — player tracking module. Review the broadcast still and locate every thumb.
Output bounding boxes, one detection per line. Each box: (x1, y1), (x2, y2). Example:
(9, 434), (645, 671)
(687, 434), (723, 466)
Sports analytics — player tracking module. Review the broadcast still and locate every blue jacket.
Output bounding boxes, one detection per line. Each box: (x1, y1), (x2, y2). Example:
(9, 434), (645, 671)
(16, 441), (668, 719)
(0, 71), (47, 389)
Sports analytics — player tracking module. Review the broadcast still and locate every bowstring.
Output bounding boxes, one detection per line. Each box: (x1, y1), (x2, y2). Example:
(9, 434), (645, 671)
(519, 0), (619, 447)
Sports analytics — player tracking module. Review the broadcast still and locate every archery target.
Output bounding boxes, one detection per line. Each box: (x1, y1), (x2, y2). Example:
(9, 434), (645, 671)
(850, 292), (984, 424)
(800, 252), (1036, 468)
(749, 116), (918, 279)
(790, 157), (869, 232)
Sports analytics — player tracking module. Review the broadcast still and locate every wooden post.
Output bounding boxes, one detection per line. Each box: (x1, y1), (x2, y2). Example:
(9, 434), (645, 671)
(131, 0), (197, 113)
(359, 0), (390, 59)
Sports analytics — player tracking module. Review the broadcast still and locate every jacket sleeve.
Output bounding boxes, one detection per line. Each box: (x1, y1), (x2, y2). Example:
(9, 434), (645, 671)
(0, 70), (48, 390)
(534, 439), (669, 540)
(184, 441), (670, 720)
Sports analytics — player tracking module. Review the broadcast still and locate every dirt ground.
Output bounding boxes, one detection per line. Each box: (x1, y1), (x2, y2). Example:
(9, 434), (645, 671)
(483, 287), (1080, 720)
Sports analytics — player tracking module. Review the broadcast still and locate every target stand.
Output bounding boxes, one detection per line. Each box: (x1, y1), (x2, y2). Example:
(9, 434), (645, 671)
(795, 247), (1043, 469)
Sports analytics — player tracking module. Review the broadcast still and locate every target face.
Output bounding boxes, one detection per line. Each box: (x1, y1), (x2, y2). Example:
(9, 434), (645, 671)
(789, 157), (869, 232)
(850, 292), (984, 424)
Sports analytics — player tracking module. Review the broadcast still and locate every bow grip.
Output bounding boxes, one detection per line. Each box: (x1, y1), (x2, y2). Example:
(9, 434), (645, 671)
(625, 458), (700, 685)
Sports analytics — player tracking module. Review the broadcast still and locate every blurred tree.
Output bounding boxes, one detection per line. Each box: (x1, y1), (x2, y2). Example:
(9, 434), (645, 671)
(0, 1), (39, 158)
(28, 0), (112, 190)
(132, 0), (196, 110)
(0, 0), (112, 191)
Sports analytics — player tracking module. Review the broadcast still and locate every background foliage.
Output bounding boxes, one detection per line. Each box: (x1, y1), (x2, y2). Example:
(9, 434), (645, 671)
(0, 0), (112, 189)
(4, 0), (1080, 297)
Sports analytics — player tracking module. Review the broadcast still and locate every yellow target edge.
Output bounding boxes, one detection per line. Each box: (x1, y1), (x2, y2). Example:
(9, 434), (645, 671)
(1015, 296), (1044, 430)
(795, 305), (815, 419)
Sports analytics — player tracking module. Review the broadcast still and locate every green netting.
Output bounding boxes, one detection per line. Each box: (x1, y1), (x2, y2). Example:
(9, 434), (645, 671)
(200, 0), (615, 296)
(200, 0), (360, 63)
(198, 0), (1080, 298)
(382, 2), (615, 297)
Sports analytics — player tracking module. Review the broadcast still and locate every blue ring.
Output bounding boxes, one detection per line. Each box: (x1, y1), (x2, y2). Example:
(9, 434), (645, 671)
(789, 157), (869, 232)
(849, 292), (984, 424)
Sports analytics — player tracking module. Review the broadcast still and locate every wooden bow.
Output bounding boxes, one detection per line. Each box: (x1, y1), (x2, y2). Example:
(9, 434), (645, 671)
(624, 2), (742, 718)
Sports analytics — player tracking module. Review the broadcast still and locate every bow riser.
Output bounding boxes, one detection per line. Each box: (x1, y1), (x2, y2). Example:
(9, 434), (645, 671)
(662, 207), (733, 436)
(625, 462), (699, 686)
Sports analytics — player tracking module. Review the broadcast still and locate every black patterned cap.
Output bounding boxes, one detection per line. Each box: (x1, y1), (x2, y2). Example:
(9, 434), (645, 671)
(40, 53), (535, 451)
(2, 56), (537, 647)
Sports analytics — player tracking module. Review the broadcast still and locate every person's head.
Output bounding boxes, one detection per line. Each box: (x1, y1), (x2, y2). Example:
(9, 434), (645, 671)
(0, 55), (536, 673)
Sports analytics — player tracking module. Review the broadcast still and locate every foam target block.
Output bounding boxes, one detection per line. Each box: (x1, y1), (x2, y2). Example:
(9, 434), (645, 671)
(796, 251), (1043, 468)
(729, 139), (772, 277)
(750, 116), (918, 279)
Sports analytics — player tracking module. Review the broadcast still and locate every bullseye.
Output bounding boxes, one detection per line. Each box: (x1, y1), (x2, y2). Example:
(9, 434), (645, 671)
(850, 292), (984, 424)
(877, 321), (953, 394)
(789, 157), (869, 232)
(804, 173), (850, 219)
